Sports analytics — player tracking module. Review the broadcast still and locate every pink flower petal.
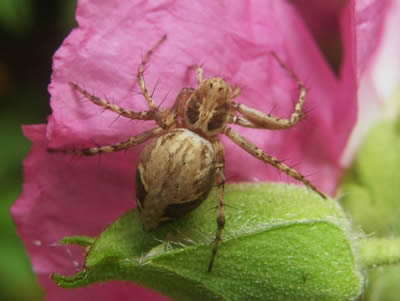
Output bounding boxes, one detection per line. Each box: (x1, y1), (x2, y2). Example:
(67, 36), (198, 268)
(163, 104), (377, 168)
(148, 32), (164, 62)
(372, 0), (400, 100)
(340, 0), (393, 165)
(44, 278), (166, 301)
(12, 0), (372, 299)
(353, 0), (392, 78)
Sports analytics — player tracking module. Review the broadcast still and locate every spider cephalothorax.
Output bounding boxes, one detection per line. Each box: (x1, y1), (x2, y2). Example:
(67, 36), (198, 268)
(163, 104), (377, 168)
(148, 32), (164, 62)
(184, 77), (234, 136)
(49, 35), (325, 272)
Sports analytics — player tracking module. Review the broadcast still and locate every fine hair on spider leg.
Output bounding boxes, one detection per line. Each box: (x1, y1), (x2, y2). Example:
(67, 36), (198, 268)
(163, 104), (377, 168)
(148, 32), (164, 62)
(48, 34), (325, 272)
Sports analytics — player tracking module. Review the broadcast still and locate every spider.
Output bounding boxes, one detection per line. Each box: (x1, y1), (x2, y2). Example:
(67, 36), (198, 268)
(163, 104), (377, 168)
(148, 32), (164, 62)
(49, 35), (325, 272)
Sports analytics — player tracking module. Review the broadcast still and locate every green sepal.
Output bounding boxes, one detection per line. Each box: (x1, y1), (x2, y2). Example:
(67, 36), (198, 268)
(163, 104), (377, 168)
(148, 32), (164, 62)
(358, 238), (400, 268)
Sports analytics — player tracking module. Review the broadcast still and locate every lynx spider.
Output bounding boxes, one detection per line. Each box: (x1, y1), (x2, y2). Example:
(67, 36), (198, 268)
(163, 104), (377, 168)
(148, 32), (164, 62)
(49, 35), (325, 272)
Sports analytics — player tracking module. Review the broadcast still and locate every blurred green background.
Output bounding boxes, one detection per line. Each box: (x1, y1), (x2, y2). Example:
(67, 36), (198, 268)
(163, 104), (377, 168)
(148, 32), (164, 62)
(0, 1), (76, 300)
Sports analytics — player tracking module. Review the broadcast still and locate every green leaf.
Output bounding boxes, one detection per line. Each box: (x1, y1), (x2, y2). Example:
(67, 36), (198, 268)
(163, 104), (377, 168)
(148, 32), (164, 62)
(52, 183), (367, 301)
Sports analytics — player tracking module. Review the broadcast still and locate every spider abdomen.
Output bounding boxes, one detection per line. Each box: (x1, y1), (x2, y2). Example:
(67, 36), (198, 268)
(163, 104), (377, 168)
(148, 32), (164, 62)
(136, 128), (216, 230)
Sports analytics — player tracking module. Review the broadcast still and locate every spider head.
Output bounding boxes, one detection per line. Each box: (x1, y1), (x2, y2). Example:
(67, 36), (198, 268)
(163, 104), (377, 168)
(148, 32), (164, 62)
(184, 77), (233, 136)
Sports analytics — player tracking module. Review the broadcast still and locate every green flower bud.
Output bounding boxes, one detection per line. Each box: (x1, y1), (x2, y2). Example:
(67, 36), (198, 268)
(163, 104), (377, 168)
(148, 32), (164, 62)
(52, 183), (400, 301)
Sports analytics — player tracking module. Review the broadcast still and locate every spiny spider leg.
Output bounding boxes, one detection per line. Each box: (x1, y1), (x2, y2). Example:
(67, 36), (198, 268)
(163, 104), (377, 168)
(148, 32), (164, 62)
(68, 82), (154, 121)
(136, 35), (167, 111)
(208, 139), (225, 272)
(48, 127), (164, 156)
(223, 127), (325, 199)
(232, 52), (306, 130)
(231, 98), (305, 130)
(228, 115), (259, 128)
(270, 51), (302, 84)
(230, 113), (305, 130)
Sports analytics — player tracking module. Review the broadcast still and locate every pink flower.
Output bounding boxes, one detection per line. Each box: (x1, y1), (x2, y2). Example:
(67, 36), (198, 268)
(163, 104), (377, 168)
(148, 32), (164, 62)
(11, 0), (391, 300)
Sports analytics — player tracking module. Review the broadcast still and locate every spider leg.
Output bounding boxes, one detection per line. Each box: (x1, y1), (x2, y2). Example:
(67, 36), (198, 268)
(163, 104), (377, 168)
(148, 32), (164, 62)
(228, 115), (259, 128)
(48, 127), (164, 156)
(208, 139), (225, 272)
(223, 127), (325, 198)
(69, 82), (154, 121)
(136, 35), (167, 111)
(232, 53), (306, 130)
(229, 113), (305, 130)
(231, 98), (305, 130)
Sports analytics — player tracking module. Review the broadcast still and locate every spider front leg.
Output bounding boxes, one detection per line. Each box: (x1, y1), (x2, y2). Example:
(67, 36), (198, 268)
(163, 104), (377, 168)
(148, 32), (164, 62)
(69, 82), (154, 121)
(48, 127), (164, 156)
(135, 35), (172, 129)
(224, 127), (325, 198)
(232, 92), (305, 129)
(232, 53), (306, 130)
(136, 35), (167, 123)
(208, 139), (225, 272)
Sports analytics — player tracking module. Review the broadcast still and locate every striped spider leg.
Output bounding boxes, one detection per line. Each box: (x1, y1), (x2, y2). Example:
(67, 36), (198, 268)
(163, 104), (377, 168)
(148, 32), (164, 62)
(48, 35), (172, 156)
